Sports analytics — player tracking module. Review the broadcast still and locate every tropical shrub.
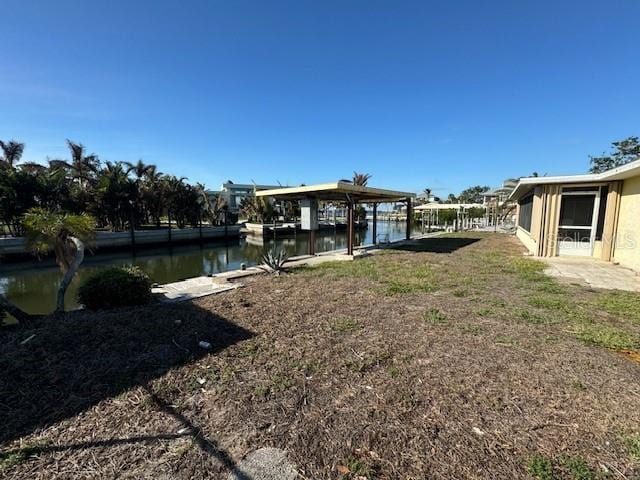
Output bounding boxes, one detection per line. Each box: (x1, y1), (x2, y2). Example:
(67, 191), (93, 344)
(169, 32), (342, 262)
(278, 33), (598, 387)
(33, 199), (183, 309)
(23, 208), (95, 313)
(77, 265), (152, 310)
(260, 249), (289, 275)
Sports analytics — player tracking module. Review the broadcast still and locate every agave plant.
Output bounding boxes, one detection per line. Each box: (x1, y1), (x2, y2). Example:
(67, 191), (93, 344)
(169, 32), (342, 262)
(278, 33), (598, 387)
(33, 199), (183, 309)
(260, 248), (289, 275)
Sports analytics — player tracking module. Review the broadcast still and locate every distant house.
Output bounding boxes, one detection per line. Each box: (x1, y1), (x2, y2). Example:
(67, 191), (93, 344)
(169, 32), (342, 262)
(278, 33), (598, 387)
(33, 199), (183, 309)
(482, 178), (518, 206)
(510, 159), (640, 271)
(207, 181), (281, 214)
(416, 192), (440, 204)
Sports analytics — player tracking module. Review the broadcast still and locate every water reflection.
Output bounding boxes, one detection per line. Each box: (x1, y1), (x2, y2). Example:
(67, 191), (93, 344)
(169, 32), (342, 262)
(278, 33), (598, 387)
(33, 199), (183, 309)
(0, 221), (407, 314)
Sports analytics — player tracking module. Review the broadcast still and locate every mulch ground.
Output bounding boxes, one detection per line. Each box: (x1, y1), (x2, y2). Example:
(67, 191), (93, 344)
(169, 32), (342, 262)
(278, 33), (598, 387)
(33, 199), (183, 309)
(1, 233), (639, 479)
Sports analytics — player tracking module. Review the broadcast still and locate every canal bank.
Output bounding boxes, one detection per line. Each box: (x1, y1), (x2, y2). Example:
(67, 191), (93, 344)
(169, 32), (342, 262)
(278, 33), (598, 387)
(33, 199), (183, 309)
(0, 220), (409, 314)
(0, 225), (242, 259)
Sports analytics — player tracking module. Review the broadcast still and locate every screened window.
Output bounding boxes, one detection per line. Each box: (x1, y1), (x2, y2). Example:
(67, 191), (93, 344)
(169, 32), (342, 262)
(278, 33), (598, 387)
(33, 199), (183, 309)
(595, 185), (609, 241)
(559, 195), (595, 226)
(518, 194), (534, 232)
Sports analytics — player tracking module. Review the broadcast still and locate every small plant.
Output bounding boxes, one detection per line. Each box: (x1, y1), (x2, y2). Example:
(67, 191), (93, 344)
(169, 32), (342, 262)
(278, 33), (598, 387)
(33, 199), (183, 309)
(337, 457), (374, 478)
(331, 317), (360, 332)
(563, 457), (594, 480)
(77, 265), (152, 310)
(425, 308), (448, 325)
(571, 380), (586, 391)
(528, 295), (569, 311)
(517, 309), (546, 325)
(459, 323), (483, 335)
(260, 248), (289, 275)
(0, 443), (47, 470)
(526, 454), (556, 480)
(625, 434), (640, 459)
(0, 303), (5, 324)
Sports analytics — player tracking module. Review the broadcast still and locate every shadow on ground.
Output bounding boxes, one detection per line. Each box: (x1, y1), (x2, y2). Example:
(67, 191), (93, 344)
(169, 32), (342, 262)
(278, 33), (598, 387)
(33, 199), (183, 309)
(389, 236), (481, 253)
(0, 302), (253, 445)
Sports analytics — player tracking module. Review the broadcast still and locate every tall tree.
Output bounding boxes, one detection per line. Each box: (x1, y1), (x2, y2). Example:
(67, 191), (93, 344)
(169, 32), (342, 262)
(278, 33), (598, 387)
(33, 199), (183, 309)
(0, 140), (25, 168)
(458, 185), (490, 204)
(61, 140), (100, 187)
(589, 136), (640, 173)
(23, 208), (95, 313)
(125, 160), (156, 226)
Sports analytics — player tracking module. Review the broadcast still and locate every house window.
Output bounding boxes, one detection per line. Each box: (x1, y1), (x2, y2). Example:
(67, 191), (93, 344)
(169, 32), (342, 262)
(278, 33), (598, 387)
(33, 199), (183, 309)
(595, 185), (609, 241)
(518, 194), (534, 232)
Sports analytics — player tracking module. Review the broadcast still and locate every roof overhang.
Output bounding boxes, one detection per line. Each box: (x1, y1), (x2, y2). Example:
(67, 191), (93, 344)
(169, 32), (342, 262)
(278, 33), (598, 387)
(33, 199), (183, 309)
(509, 158), (640, 201)
(414, 203), (484, 211)
(255, 181), (415, 203)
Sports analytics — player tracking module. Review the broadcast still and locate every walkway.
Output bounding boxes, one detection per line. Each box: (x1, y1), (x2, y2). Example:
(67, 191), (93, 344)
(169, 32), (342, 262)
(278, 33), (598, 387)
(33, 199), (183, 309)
(543, 256), (640, 292)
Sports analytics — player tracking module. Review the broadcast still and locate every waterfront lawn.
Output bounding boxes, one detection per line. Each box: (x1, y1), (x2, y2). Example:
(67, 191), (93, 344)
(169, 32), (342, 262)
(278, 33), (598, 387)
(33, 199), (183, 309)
(2, 233), (640, 479)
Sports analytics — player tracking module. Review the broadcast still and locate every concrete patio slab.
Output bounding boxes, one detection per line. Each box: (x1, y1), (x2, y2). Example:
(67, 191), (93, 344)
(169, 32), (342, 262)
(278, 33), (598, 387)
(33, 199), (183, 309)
(543, 256), (640, 292)
(152, 276), (242, 303)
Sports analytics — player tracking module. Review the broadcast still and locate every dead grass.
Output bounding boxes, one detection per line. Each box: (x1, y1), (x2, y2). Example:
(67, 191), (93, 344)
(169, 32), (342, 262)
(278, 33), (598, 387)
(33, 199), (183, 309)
(1, 233), (640, 479)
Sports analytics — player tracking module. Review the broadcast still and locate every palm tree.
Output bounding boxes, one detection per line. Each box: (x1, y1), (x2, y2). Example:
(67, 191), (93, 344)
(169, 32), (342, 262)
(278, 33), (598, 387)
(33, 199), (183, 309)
(61, 140), (100, 187)
(97, 161), (135, 230)
(125, 159), (156, 181)
(352, 172), (372, 187)
(125, 160), (156, 227)
(0, 140), (25, 169)
(142, 169), (165, 227)
(23, 208), (95, 313)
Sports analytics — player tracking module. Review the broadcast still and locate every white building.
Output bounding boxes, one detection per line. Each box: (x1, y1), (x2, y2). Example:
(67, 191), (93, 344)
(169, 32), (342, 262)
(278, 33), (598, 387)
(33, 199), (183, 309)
(207, 181), (282, 213)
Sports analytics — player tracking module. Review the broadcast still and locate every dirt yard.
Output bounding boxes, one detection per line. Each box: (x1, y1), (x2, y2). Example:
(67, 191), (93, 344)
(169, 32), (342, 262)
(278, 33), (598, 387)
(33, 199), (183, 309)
(2, 233), (639, 479)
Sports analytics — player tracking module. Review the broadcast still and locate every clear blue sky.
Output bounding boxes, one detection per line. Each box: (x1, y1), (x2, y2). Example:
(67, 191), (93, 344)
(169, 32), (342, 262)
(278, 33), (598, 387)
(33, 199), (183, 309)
(2, 0), (638, 196)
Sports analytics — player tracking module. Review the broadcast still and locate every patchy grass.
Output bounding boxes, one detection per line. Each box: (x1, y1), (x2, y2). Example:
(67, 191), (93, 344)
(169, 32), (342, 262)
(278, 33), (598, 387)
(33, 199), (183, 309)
(425, 308), (448, 325)
(571, 380), (586, 391)
(516, 309), (547, 325)
(573, 323), (638, 350)
(625, 434), (640, 459)
(528, 295), (571, 311)
(562, 457), (595, 480)
(0, 444), (44, 471)
(598, 291), (640, 324)
(527, 454), (556, 480)
(330, 317), (361, 333)
(3, 233), (640, 479)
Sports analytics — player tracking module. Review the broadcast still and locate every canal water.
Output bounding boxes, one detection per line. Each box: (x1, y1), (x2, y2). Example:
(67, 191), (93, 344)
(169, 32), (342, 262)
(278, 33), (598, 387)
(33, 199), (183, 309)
(0, 221), (408, 314)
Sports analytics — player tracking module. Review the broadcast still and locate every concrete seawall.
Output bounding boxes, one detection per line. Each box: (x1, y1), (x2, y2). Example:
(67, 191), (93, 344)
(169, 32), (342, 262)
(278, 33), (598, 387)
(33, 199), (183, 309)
(0, 225), (242, 256)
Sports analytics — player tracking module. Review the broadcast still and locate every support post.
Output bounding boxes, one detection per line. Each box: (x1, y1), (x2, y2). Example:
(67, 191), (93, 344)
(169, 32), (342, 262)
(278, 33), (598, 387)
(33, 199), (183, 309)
(309, 229), (316, 256)
(347, 201), (354, 255)
(405, 197), (412, 240)
(301, 197), (318, 256)
(372, 203), (378, 245)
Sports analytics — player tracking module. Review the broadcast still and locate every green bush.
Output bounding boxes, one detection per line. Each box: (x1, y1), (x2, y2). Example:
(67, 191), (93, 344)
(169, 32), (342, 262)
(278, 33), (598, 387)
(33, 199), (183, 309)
(77, 266), (152, 310)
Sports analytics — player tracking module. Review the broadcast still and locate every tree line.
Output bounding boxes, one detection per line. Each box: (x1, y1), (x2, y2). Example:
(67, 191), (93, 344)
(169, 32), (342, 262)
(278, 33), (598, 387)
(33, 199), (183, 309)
(0, 139), (231, 237)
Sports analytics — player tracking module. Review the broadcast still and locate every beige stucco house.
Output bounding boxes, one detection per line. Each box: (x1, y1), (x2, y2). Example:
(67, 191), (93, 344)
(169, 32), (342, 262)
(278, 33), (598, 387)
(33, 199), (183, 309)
(510, 159), (640, 272)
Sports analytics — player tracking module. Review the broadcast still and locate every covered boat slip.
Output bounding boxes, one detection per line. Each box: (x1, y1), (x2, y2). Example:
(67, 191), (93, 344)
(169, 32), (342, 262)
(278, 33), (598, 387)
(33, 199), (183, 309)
(256, 182), (415, 255)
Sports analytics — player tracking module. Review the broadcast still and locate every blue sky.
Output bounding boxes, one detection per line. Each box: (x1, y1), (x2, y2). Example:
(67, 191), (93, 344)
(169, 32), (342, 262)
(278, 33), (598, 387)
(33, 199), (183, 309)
(2, 0), (639, 196)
